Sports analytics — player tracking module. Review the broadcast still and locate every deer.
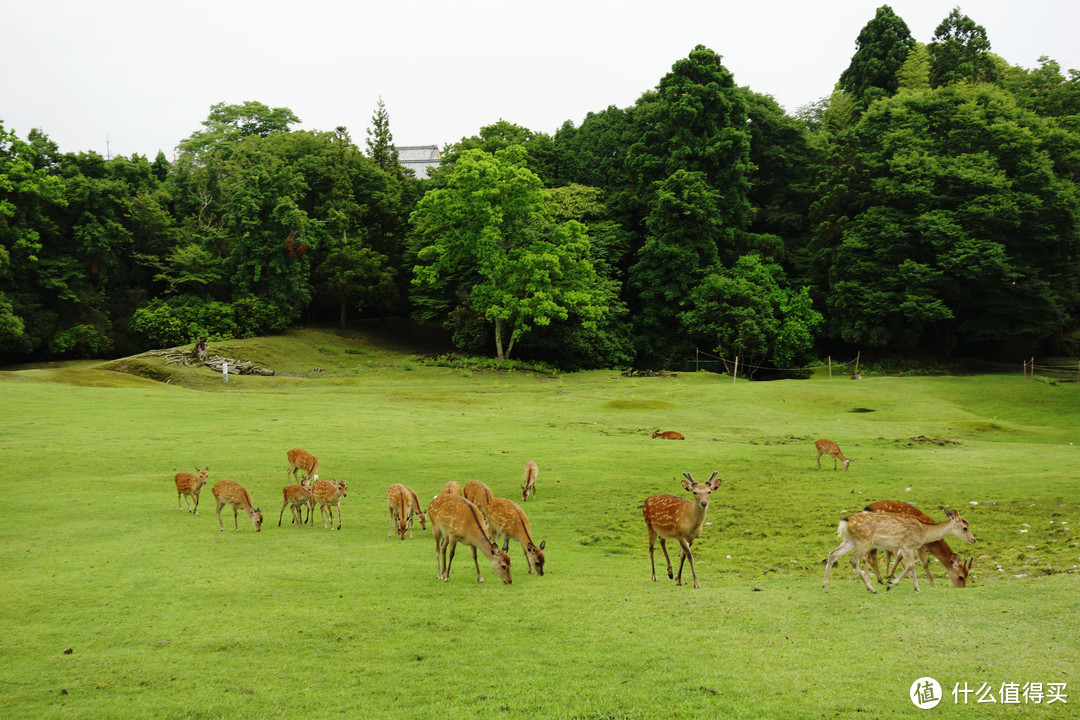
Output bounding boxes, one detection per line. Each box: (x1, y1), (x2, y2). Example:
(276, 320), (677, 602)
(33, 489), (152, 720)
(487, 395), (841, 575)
(485, 496), (546, 575)
(642, 471), (723, 589)
(522, 460), (538, 502)
(464, 480), (494, 518)
(863, 499), (973, 588)
(823, 507), (976, 593)
(387, 483), (426, 539)
(174, 466), (209, 514)
(278, 484), (314, 527)
(815, 438), (851, 470)
(311, 478), (347, 530)
(652, 430), (684, 440)
(440, 480), (463, 497)
(428, 493), (512, 584)
(211, 480), (263, 532)
(286, 448), (319, 487)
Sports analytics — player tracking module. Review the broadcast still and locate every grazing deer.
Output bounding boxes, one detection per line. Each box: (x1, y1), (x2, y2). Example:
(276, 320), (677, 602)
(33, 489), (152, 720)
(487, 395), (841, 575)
(823, 508), (976, 593)
(286, 448), (319, 487)
(642, 472), (723, 589)
(278, 484), (314, 527)
(464, 480), (494, 518)
(387, 483), (425, 539)
(211, 480), (263, 532)
(311, 478), (347, 530)
(815, 439), (851, 470)
(652, 430), (684, 440)
(441, 480), (463, 497)
(174, 466), (209, 514)
(428, 493), (512, 584)
(864, 499), (973, 588)
(522, 460), (538, 502)
(486, 497), (546, 575)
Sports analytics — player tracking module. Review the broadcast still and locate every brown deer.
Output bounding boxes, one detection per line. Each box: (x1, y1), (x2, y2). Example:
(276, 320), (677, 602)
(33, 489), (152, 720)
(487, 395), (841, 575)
(286, 448), (319, 487)
(174, 466), (209, 514)
(211, 480), (263, 532)
(428, 493), (512, 584)
(311, 478), (347, 530)
(652, 430), (685, 440)
(863, 499), (973, 588)
(815, 439), (851, 470)
(441, 480), (463, 497)
(823, 508), (976, 593)
(464, 480), (494, 517)
(521, 460), (538, 502)
(642, 471), (723, 589)
(486, 497), (546, 575)
(388, 483), (426, 539)
(278, 484), (314, 527)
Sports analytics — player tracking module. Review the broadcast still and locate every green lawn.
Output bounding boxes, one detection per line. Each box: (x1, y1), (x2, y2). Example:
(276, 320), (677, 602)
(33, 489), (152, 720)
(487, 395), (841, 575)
(1, 328), (1077, 718)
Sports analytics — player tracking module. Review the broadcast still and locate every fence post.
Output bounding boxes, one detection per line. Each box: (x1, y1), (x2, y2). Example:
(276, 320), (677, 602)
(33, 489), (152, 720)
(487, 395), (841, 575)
(696, 348), (700, 373)
(733, 356), (739, 384)
(854, 351), (861, 377)
(828, 356), (832, 379)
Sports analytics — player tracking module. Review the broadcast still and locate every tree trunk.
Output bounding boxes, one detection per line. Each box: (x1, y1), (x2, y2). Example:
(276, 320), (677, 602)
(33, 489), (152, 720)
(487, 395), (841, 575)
(494, 317), (506, 362)
(339, 301), (347, 329)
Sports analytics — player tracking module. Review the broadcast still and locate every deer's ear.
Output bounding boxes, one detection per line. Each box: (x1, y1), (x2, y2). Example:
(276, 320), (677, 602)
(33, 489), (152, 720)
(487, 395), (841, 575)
(707, 471), (721, 488)
(502, 539), (510, 553)
(539, 540), (546, 550)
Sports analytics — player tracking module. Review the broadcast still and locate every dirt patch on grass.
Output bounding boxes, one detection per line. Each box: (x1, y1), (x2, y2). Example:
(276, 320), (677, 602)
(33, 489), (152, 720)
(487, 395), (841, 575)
(604, 400), (676, 410)
(897, 435), (961, 446)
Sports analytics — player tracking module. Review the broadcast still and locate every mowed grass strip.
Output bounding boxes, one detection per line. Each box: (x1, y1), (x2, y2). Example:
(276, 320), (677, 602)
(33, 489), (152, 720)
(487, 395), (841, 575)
(1, 332), (1077, 719)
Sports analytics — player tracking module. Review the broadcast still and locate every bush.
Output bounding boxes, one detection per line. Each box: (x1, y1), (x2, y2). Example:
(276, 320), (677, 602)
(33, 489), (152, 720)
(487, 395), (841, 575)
(129, 296), (236, 348)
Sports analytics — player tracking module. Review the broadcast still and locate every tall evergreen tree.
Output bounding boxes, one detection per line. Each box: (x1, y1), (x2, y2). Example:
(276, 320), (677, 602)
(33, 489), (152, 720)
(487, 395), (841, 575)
(928, 8), (998, 87)
(837, 5), (916, 109)
(365, 96), (401, 175)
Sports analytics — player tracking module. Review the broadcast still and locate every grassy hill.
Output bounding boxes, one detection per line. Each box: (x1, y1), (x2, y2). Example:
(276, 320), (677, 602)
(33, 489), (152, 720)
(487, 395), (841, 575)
(1, 326), (1077, 718)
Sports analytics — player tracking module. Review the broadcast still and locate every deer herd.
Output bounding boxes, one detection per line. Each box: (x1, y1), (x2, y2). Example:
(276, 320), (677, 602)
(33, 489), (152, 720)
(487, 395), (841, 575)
(171, 436), (977, 593)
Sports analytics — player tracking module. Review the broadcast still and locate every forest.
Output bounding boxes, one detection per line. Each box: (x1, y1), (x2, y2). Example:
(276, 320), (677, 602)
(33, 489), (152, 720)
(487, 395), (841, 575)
(2, 6), (1079, 372)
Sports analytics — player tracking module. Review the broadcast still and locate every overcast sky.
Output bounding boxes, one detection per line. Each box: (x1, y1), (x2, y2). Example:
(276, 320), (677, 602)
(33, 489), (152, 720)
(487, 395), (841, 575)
(3, 1), (1079, 160)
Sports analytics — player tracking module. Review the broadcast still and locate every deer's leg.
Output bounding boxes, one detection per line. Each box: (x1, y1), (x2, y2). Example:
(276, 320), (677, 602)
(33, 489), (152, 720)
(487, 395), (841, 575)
(917, 546), (936, 588)
(192, 495), (199, 516)
(887, 549), (921, 592)
(866, 550), (885, 584)
(334, 502), (341, 530)
(647, 525), (659, 581)
(446, 539), (458, 580)
(233, 506), (240, 531)
(388, 510), (395, 537)
(216, 501), (226, 531)
(471, 545), (484, 583)
(848, 547), (877, 593)
(659, 538), (674, 580)
(677, 538), (699, 588)
(823, 538), (855, 591)
(433, 531), (444, 579)
(817, 452), (822, 469)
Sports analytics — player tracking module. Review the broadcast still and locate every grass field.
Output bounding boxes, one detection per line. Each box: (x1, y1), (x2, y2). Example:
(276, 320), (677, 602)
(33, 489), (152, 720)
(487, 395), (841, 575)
(1, 326), (1077, 719)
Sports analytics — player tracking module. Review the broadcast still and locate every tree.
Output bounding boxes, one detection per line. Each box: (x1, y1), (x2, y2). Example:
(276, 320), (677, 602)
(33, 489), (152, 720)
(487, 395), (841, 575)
(177, 101), (300, 160)
(313, 244), (397, 327)
(928, 8), (998, 87)
(365, 97), (401, 175)
(837, 5), (916, 109)
(411, 147), (610, 362)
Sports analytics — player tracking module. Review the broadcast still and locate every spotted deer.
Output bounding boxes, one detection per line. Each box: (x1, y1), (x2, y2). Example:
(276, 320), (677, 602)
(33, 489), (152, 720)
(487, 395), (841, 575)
(823, 507), (976, 593)
(387, 483), (425, 539)
(652, 430), (684, 440)
(286, 448), (319, 487)
(815, 439), (851, 470)
(485, 497), (546, 575)
(522, 461), (538, 502)
(174, 466), (209, 514)
(464, 480), (494, 518)
(211, 480), (263, 532)
(642, 472), (723, 588)
(278, 484), (314, 527)
(311, 478), (347, 530)
(428, 493), (512, 584)
(864, 499), (973, 588)
(441, 480), (463, 497)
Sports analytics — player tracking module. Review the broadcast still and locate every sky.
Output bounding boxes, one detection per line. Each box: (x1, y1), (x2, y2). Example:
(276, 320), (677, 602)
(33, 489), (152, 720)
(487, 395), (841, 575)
(3, 0), (1079, 160)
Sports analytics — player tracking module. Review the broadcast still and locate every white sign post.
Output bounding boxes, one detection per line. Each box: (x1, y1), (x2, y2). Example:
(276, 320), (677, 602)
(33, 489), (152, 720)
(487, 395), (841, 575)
(222, 360), (228, 384)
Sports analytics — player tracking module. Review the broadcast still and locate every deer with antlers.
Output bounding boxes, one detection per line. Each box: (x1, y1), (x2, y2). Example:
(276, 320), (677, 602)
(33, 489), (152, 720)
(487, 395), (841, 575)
(428, 493), (512, 584)
(311, 478), (347, 530)
(823, 507), (976, 593)
(387, 483), (426, 539)
(278, 484), (314, 527)
(522, 461), (538, 502)
(286, 448), (319, 487)
(815, 439), (851, 470)
(486, 496), (546, 575)
(211, 480), (263, 532)
(174, 466), (209, 515)
(863, 499), (973, 588)
(642, 472), (723, 589)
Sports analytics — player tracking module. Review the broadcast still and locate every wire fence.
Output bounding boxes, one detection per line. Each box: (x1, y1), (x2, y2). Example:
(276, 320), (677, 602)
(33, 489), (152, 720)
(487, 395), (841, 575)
(1024, 358), (1080, 383)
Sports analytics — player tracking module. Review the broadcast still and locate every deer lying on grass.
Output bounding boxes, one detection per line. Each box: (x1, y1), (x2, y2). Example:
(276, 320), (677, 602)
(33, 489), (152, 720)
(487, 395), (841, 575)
(486, 497), (546, 575)
(642, 472), (723, 589)
(823, 507), (975, 593)
(174, 466), (209, 514)
(863, 499), (973, 588)
(522, 461), (538, 502)
(428, 493), (512, 584)
(212, 480), (263, 532)
(815, 439), (851, 470)
(278, 484), (313, 527)
(387, 483), (426, 539)
(652, 430), (684, 440)
(464, 480), (494, 518)
(286, 448), (319, 487)
(312, 478), (347, 530)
